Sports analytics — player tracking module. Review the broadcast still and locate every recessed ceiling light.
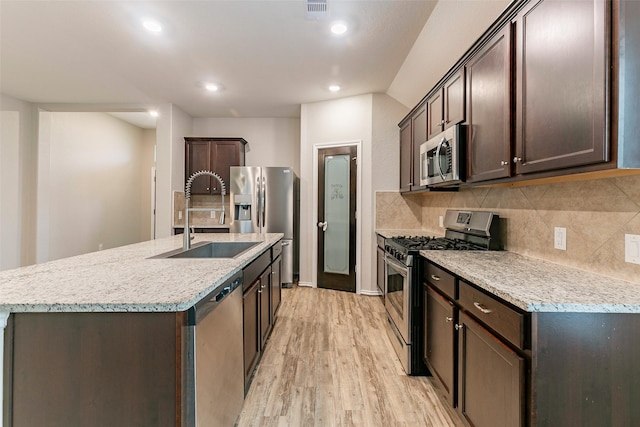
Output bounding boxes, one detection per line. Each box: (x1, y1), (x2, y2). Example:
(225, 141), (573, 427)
(149, 110), (159, 117)
(205, 83), (220, 92)
(331, 22), (348, 35)
(142, 19), (162, 34)
(329, 85), (341, 92)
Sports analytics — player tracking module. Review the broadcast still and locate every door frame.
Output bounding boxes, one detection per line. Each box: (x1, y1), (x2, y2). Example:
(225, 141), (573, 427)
(311, 140), (362, 293)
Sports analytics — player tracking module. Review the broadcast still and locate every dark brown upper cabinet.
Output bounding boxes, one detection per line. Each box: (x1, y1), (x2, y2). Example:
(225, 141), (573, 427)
(411, 101), (428, 192)
(184, 137), (247, 195)
(399, 119), (413, 192)
(399, 100), (428, 193)
(427, 70), (466, 141)
(466, 25), (513, 183)
(513, 0), (608, 174)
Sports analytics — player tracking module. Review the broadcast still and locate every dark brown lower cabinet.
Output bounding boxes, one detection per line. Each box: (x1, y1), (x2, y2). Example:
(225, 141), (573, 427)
(259, 266), (272, 350)
(458, 312), (525, 427)
(243, 280), (261, 389)
(270, 255), (282, 321)
(424, 286), (456, 406)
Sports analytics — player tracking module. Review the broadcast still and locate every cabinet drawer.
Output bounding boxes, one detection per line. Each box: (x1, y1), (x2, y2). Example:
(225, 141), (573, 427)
(459, 280), (525, 350)
(424, 263), (456, 300)
(271, 240), (283, 260)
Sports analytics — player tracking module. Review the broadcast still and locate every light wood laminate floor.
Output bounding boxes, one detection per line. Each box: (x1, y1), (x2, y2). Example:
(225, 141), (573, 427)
(237, 286), (463, 427)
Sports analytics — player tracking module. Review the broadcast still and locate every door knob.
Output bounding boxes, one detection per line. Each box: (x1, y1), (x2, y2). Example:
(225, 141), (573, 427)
(317, 221), (328, 232)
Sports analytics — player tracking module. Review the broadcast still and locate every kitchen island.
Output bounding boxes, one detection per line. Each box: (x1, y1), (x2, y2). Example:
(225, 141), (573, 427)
(0, 232), (283, 427)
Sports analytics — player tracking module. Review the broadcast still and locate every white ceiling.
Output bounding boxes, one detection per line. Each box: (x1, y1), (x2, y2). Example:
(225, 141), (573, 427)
(0, 0), (437, 119)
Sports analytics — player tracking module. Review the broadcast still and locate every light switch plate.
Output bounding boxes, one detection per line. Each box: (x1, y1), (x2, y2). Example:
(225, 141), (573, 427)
(178, 211), (183, 220)
(625, 234), (640, 264)
(554, 227), (567, 250)
(210, 211), (216, 219)
(438, 216), (444, 228)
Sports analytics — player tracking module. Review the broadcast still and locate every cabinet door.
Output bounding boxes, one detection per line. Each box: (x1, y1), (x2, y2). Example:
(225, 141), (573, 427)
(212, 140), (242, 195)
(424, 286), (456, 406)
(399, 120), (413, 192)
(270, 256), (281, 321)
(466, 25), (513, 183)
(411, 102), (428, 191)
(444, 69), (465, 129)
(514, 0), (608, 174)
(185, 140), (212, 194)
(259, 267), (272, 350)
(243, 281), (260, 387)
(427, 90), (444, 140)
(458, 312), (525, 427)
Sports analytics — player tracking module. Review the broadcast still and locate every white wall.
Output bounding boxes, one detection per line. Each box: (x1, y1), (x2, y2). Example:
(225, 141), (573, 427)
(36, 112), (154, 261)
(192, 118), (301, 175)
(0, 94), (37, 269)
(155, 103), (192, 238)
(388, 0), (510, 108)
(300, 95), (372, 291)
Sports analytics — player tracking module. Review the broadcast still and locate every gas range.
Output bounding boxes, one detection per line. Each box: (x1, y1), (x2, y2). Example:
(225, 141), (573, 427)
(384, 210), (502, 263)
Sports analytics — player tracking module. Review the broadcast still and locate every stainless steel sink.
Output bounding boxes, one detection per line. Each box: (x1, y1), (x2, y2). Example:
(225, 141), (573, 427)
(151, 241), (260, 259)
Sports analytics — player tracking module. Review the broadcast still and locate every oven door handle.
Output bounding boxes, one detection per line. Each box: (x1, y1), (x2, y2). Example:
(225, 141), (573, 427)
(385, 254), (408, 276)
(435, 137), (447, 182)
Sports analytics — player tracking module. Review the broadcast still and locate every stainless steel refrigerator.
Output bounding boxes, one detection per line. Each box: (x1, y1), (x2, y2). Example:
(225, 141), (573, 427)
(229, 166), (299, 286)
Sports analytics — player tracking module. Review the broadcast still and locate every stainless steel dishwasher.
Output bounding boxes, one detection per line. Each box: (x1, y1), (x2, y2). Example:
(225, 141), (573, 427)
(184, 270), (244, 426)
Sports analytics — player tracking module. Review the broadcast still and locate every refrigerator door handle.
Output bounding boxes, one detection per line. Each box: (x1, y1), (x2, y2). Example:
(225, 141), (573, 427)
(261, 176), (266, 231)
(255, 176), (261, 229)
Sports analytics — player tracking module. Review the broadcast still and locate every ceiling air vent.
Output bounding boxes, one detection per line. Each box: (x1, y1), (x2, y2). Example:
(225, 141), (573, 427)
(306, 0), (328, 20)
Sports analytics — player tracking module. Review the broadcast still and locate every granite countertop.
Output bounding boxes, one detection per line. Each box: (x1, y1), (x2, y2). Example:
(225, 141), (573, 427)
(421, 250), (640, 314)
(0, 233), (283, 313)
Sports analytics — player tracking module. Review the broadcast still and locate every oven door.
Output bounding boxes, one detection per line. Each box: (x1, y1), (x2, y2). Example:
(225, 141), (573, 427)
(384, 254), (411, 344)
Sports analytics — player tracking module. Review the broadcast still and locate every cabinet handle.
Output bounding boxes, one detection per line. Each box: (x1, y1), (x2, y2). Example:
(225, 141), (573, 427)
(473, 301), (493, 314)
(257, 289), (263, 294)
(260, 284), (266, 289)
(513, 157), (522, 163)
(445, 317), (453, 322)
(430, 274), (441, 281)
(455, 323), (464, 331)
(501, 161), (509, 166)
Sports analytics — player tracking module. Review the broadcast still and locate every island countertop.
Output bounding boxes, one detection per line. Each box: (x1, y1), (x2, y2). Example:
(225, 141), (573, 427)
(0, 233), (283, 313)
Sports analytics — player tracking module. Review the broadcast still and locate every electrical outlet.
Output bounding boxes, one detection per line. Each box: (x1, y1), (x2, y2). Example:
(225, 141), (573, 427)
(178, 211), (182, 220)
(439, 216), (444, 228)
(210, 211), (216, 219)
(625, 234), (640, 265)
(554, 227), (567, 250)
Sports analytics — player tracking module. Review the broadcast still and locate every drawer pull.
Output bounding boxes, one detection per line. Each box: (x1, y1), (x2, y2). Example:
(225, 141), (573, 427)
(455, 323), (464, 331)
(430, 274), (441, 281)
(473, 302), (493, 314)
(445, 317), (453, 322)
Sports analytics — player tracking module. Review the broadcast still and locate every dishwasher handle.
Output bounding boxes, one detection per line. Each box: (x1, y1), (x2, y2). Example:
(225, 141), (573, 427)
(188, 270), (243, 325)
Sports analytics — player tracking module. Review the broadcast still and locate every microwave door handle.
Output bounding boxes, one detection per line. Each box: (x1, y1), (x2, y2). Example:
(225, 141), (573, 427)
(435, 137), (446, 181)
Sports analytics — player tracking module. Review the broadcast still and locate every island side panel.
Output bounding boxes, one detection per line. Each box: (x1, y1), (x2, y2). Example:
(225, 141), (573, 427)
(531, 312), (640, 426)
(8, 312), (181, 427)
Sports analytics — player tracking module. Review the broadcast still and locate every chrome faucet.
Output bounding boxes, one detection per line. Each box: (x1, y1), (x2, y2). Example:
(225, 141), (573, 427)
(184, 170), (226, 250)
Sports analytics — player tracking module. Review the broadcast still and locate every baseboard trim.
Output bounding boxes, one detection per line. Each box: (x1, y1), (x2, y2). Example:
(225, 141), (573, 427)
(297, 282), (314, 288)
(359, 289), (383, 297)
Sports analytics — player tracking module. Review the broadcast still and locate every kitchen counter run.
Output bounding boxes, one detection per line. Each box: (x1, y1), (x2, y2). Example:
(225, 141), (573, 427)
(420, 250), (640, 313)
(0, 233), (283, 313)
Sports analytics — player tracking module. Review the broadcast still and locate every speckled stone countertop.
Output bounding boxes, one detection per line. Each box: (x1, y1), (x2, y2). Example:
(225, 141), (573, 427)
(0, 233), (282, 313)
(420, 251), (640, 313)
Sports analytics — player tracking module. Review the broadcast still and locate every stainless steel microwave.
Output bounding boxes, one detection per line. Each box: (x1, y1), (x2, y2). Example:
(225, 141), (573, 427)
(419, 124), (465, 187)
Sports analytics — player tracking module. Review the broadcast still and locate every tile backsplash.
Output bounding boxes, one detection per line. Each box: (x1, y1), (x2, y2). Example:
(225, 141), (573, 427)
(376, 174), (640, 284)
(173, 191), (230, 228)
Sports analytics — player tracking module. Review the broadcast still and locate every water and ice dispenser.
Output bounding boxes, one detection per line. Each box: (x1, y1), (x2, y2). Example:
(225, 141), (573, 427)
(233, 194), (253, 221)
